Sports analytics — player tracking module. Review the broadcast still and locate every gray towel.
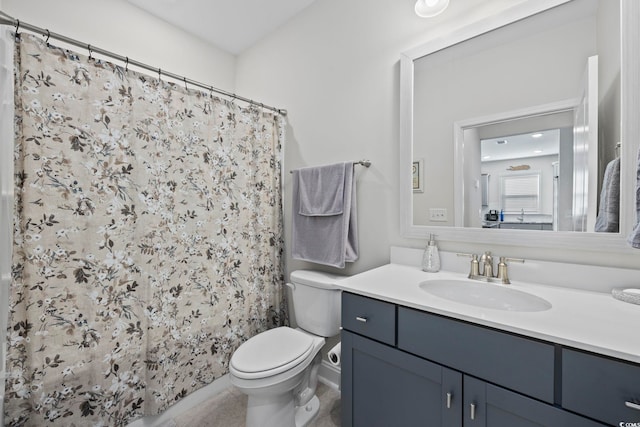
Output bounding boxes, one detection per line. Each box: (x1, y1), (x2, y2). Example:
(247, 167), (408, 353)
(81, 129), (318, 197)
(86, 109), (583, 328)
(298, 163), (345, 216)
(292, 162), (359, 268)
(595, 157), (620, 232)
(628, 148), (640, 248)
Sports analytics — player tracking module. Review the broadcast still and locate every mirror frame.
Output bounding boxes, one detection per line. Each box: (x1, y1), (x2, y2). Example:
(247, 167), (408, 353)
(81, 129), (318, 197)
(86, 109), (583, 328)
(399, 0), (640, 251)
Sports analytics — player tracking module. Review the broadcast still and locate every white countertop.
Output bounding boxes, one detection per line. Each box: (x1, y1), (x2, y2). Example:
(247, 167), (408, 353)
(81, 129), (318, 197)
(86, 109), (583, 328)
(336, 263), (640, 364)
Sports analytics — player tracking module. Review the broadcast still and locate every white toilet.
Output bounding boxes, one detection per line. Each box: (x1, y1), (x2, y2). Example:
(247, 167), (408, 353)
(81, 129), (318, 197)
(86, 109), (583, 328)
(229, 270), (343, 427)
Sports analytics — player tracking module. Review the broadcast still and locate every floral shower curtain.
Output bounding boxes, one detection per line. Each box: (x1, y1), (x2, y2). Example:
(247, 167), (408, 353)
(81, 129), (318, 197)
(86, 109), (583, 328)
(5, 34), (286, 426)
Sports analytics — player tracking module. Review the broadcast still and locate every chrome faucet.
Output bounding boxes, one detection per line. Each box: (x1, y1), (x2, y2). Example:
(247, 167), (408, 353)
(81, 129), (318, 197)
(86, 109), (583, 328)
(458, 252), (524, 284)
(517, 208), (525, 222)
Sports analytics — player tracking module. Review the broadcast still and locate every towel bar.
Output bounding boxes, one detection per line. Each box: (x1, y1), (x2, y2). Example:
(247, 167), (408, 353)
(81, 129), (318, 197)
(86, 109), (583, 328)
(289, 160), (371, 173)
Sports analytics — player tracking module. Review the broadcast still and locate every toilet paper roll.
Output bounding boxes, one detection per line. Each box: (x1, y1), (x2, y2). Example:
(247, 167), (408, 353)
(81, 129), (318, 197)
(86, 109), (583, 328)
(328, 342), (341, 366)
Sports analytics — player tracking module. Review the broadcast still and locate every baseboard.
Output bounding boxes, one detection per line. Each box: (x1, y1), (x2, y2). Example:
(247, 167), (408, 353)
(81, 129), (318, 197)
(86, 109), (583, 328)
(318, 360), (341, 392)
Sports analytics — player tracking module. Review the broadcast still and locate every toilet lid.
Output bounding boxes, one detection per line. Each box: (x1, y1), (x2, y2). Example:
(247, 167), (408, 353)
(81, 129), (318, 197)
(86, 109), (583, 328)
(231, 327), (315, 376)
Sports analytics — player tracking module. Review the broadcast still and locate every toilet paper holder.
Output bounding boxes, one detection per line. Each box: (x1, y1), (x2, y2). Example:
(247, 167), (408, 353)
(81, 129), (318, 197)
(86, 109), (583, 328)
(328, 342), (341, 366)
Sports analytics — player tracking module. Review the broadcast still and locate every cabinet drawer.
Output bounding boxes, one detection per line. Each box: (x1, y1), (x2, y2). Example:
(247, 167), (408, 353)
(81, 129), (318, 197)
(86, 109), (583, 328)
(342, 292), (395, 346)
(397, 307), (555, 403)
(562, 349), (640, 426)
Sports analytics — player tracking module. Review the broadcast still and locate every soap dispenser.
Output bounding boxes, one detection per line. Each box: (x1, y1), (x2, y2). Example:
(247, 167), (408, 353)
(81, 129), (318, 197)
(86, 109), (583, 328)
(422, 234), (441, 272)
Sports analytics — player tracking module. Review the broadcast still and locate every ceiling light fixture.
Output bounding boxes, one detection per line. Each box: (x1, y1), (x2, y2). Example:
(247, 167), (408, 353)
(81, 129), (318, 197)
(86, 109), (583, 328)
(415, 0), (450, 18)
(531, 133), (543, 138)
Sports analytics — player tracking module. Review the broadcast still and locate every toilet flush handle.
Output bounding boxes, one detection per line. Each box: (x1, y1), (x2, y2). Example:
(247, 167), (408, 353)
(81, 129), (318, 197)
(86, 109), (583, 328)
(285, 282), (295, 290)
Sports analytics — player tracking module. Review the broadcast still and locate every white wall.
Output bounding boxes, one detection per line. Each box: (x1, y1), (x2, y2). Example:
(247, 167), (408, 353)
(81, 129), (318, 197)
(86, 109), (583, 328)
(236, 0), (640, 273)
(2, 0), (236, 90)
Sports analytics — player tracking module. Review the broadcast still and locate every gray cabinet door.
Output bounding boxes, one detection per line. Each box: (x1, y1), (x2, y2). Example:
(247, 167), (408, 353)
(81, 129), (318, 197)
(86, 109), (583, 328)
(342, 330), (462, 427)
(463, 376), (606, 427)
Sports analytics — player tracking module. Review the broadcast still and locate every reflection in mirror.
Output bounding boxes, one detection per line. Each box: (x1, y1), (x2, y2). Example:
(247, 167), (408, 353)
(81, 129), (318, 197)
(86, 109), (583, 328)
(411, 0), (621, 233)
(479, 127), (561, 231)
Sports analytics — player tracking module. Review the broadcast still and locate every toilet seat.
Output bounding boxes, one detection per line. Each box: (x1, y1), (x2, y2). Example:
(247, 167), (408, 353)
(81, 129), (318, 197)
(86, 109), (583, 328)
(230, 327), (315, 380)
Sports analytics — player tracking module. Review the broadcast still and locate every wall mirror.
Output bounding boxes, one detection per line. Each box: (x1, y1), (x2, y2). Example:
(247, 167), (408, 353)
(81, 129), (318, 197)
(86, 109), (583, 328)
(399, 0), (639, 251)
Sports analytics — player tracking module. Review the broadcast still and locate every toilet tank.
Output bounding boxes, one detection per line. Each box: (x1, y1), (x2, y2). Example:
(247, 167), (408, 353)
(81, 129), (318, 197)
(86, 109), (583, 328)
(289, 270), (345, 337)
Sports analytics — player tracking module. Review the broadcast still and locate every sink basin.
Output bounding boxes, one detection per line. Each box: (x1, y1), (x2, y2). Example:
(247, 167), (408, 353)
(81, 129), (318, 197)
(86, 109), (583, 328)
(419, 279), (552, 312)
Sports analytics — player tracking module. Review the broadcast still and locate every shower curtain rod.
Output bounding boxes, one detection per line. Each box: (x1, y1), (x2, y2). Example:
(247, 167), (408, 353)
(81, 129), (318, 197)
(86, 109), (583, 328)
(0, 11), (288, 116)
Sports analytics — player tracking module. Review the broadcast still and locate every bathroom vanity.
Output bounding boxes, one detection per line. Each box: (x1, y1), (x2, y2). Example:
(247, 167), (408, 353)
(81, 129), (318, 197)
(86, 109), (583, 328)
(381, 0), (640, 422)
(337, 253), (640, 427)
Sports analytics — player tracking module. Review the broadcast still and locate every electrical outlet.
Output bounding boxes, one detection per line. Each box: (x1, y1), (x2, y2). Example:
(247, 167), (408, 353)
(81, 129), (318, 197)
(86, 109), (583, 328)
(429, 208), (448, 222)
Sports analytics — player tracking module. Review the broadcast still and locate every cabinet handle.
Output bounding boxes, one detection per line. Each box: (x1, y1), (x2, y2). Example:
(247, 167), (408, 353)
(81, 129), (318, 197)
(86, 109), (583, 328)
(626, 401), (640, 411)
(355, 316), (368, 323)
(470, 403), (476, 420)
(446, 392), (452, 409)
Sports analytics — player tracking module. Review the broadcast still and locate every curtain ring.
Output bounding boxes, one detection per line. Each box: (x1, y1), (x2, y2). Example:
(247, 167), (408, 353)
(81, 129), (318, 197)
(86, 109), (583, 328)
(125, 56), (129, 72)
(87, 44), (93, 60)
(158, 68), (162, 80)
(44, 29), (51, 45)
(209, 86), (214, 98)
(183, 77), (188, 90)
(14, 19), (20, 39)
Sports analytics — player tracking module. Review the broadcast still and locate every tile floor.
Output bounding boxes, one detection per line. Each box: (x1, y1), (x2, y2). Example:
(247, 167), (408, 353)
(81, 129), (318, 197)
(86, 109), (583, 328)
(171, 382), (341, 427)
